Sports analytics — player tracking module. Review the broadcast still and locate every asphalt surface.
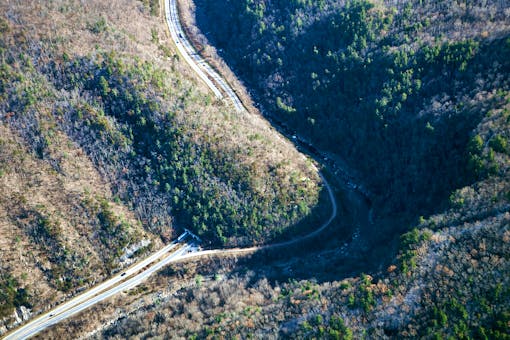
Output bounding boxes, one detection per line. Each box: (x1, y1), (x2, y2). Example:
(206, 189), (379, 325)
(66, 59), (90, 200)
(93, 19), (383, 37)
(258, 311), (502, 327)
(165, 0), (244, 111)
(2, 1), (340, 338)
(163, 0), (338, 255)
(3, 239), (193, 340)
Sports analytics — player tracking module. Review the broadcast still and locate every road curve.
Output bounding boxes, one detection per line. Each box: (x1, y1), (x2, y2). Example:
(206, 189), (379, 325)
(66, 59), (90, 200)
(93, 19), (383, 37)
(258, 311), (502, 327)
(177, 172), (337, 260)
(164, 0), (338, 252)
(165, 0), (244, 111)
(2, 3), (340, 339)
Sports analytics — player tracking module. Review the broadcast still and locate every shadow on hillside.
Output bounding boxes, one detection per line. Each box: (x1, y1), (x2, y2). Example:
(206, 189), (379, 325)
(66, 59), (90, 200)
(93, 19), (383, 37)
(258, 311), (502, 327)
(190, 0), (509, 283)
(236, 175), (397, 284)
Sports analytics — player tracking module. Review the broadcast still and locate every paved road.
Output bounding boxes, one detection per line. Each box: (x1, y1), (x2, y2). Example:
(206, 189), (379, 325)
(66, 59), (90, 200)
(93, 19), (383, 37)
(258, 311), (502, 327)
(178, 172), (337, 260)
(164, 0), (338, 246)
(165, 0), (244, 111)
(166, 0), (374, 203)
(164, 0), (374, 201)
(163, 0), (339, 257)
(3, 2), (341, 338)
(3, 239), (193, 340)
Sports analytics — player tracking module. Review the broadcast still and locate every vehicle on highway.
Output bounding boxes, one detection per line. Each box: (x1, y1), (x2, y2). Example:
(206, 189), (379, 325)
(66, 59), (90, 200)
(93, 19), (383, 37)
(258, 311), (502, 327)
(177, 232), (188, 242)
(3, 1), (342, 337)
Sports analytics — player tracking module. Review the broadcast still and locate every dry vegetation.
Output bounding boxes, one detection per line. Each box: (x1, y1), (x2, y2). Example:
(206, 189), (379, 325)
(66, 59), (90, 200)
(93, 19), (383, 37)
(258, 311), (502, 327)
(31, 0), (510, 338)
(39, 207), (509, 339)
(176, 0), (262, 117)
(0, 119), (152, 319)
(1, 0), (509, 338)
(0, 0), (322, 333)
(192, 0), (510, 224)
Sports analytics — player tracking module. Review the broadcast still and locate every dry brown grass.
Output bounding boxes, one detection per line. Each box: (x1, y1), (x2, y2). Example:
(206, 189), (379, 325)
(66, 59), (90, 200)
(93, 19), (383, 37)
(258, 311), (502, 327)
(7, 0), (508, 337)
(25, 0), (318, 196)
(0, 0), (322, 332)
(0, 122), (152, 316)
(173, 0), (320, 202)
(176, 0), (262, 115)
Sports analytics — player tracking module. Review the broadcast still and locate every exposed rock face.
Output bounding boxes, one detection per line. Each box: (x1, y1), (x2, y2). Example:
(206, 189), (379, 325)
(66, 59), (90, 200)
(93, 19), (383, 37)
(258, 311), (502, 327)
(8, 306), (31, 328)
(119, 239), (152, 263)
(18, 306), (31, 322)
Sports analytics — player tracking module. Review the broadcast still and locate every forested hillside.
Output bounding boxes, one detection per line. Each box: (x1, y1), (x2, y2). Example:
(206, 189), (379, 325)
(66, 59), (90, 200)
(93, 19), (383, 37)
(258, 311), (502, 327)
(49, 0), (509, 338)
(196, 0), (510, 225)
(0, 0), (321, 331)
(1, 0), (509, 338)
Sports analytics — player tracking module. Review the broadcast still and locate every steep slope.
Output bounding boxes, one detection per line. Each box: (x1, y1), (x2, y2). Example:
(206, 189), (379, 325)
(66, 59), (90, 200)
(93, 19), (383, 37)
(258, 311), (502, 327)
(0, 0), (322, 332)
(46, 126), (509, 337)
(35, 0), (510, 338)
(2, 0), (509, 338)
(194, 0), (510, 226)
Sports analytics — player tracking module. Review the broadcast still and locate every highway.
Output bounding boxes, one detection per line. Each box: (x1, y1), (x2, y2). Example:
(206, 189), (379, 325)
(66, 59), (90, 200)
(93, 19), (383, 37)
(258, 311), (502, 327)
(3, 236), (194, 340)
(162, 0), (339, 256)
(177, 172), (337, 260)
(3, 2), (340, 338)
(165, 0), (373, 201)
(164, 0), (339, 254)
(165, 0), (244, 111)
